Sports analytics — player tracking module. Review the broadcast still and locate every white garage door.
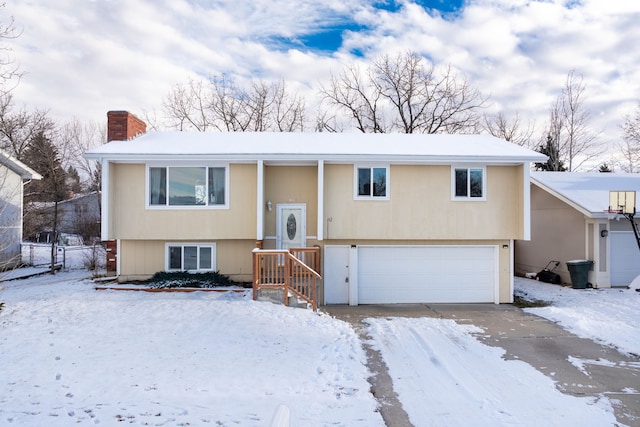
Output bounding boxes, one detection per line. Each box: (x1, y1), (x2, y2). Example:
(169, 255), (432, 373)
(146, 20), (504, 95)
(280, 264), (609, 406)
(358, 246), (497, 304)
(610, 232), (640, 286)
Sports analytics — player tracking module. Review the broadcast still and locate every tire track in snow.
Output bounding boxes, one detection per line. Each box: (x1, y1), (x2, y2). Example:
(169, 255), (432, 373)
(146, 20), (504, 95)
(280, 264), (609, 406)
(366, 317), (618, 427)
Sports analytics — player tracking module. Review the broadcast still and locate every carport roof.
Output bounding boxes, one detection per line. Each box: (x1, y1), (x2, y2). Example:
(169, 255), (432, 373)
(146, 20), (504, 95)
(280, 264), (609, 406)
(531, 172), (640, 218)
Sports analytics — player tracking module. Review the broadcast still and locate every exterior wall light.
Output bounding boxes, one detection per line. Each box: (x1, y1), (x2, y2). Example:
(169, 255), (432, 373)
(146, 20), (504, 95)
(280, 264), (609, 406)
(600, 229), (608, 238)
(267, 200), (273, 211)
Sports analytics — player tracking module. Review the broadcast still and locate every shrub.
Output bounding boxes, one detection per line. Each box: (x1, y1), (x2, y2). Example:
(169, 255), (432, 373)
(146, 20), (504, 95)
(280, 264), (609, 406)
(83, 244), (106, 271)
(513, 295), (550, 308)
(147, 270), (236, 289)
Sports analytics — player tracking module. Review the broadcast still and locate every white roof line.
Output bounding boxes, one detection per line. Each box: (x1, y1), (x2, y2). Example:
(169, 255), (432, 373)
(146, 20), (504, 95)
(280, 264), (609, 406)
(0, 148), (42, 180)
(530, 177), (593, 217)
(84, 132), (547, 164)
(530, 172), (640, 218)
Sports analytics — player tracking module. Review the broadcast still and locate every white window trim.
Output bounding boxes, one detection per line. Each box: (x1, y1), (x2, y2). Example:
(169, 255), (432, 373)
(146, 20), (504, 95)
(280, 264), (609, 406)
(165, 242), (217, 272)
(451, 165), (487, 201)
(146, 164), (230, 210)
(354, 164), (390, 200)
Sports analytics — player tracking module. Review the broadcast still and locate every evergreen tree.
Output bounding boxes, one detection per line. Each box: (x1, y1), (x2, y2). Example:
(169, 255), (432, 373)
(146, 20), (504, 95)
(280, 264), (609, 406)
(22, 131), (69, 273)
(599, 163), (612, 173)
(535, 134), (567, 171)
(23, 132), (68, 203)
(66, 165), (82, 194)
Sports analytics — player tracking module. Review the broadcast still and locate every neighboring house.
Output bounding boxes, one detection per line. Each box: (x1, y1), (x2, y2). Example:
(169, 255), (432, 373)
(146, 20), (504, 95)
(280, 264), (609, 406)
(31, 192), (101, 245)
(516, 172), (640, 288)
(0, 149), (42, 269)
(84, 111), (546, 305)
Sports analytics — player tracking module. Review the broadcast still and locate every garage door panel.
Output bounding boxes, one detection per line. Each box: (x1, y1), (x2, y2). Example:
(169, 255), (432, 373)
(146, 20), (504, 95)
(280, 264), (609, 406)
(358, 246), (496, 304)
(611, 232), (640, 286)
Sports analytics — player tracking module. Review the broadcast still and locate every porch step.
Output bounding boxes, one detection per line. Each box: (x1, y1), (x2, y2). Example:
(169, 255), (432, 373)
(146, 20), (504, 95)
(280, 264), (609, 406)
(255, 288), (309, 309)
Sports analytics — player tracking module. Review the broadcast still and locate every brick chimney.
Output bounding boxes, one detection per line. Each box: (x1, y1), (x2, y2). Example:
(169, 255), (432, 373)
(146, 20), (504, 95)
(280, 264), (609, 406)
(107, 111), (147, 142)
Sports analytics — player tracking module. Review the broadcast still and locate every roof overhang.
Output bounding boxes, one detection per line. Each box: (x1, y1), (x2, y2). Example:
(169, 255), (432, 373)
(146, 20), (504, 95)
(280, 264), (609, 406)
(531, 177), (609, 219)
(84, 132), (547, 165)
(0, 149), (42, 180)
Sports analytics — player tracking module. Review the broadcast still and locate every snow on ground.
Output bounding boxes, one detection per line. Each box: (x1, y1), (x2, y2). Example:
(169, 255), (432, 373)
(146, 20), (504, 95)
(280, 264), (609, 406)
(366, 317), (618, 427)
(1, 247), (636, 427)
(0, 273), (382, 426)
(19, 242), (103, 270)
(514, 276), (640, 356)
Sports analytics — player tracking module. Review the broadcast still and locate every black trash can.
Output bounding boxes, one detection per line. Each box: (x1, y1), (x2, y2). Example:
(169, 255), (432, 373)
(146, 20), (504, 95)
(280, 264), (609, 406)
(566, 260), (593, 289)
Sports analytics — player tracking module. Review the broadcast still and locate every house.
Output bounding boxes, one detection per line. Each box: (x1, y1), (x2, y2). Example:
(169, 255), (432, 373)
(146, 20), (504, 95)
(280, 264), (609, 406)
(0, 149), (42, 270)
(84, 111), (546, 305)
(30, 192), (101, 245)
(515, 172), (640, 288)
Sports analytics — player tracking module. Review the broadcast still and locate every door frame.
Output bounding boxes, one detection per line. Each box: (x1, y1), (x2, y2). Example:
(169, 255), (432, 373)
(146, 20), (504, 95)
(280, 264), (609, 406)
(276, 203), (307, 249)
(324, 245), (350, 304)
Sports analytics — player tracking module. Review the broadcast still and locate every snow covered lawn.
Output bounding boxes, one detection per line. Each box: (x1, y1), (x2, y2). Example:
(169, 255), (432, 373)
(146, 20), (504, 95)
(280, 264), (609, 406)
(1, 270), (636, 426)
(0, 272), (382, 426)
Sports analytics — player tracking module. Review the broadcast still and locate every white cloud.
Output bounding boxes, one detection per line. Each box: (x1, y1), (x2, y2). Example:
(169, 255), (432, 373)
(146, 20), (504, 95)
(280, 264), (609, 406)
(4, 0), (640, 156)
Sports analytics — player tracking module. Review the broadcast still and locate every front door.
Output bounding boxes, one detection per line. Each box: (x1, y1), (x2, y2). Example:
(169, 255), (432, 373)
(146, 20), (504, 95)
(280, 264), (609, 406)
(276, 204), (306, 251)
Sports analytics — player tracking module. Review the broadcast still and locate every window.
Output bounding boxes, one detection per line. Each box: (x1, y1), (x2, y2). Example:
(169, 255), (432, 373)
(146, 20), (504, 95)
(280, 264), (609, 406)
(355, 166), (388, 199)
(452, 167), (485, 200)
(166, 243), (216, 272)
(149, 166), (227, 208)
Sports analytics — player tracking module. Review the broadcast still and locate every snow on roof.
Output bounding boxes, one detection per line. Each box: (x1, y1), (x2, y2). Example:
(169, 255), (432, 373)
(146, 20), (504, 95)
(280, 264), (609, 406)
(84, 131), (546, 163)
(531, 171), (640, 217)
(0, 148), (42, 180)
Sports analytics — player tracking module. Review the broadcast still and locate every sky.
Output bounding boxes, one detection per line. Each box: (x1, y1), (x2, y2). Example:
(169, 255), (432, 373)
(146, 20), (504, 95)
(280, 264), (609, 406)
(5, 0), (640, 162)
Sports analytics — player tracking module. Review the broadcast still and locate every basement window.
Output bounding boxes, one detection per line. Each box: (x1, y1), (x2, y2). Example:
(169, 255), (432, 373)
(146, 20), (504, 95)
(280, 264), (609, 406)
(166, 243), (216, 272)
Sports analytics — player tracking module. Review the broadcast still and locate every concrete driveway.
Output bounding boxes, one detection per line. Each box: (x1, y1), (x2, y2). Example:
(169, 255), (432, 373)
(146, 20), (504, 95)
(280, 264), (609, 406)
(323, 303), (640, 427)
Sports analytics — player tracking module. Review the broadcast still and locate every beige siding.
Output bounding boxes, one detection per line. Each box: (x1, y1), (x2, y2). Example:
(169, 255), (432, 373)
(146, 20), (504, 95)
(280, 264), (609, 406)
(324, 164), (524, 240)
(119, 237), (512, 303)
(119, 239), (255, 282)
(263, 165), (318, 237)
(110, 163), (256, 240)
(515, 185), (586, 284)
(119, 240), (165, 279)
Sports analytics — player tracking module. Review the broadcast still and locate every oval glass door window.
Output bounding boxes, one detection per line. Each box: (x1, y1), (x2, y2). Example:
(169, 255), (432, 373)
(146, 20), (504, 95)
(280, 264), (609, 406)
(286, 213), (297, 240)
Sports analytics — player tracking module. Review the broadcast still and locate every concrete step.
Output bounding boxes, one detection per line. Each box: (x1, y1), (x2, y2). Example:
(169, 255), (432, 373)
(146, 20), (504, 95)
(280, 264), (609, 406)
(255, 288), (310, 309)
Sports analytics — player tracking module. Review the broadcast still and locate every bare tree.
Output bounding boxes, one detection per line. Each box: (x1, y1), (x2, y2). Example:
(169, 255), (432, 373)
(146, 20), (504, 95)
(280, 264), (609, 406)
(0, 4), (23, 94)
(58, 118), (106, 190)
(481, 111), (535, 147)
(319, 51), (488, 134)
(546, 70), (602, 171)
(157, 76), (306, 132)
(539, 99), (567, 171)
(0, 92), (55, 160)
(619, 103), (640, 173)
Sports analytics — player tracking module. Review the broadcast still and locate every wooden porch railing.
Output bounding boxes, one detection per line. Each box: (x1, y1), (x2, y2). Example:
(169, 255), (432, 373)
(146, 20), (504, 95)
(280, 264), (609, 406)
(252, 247), (321, 312)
